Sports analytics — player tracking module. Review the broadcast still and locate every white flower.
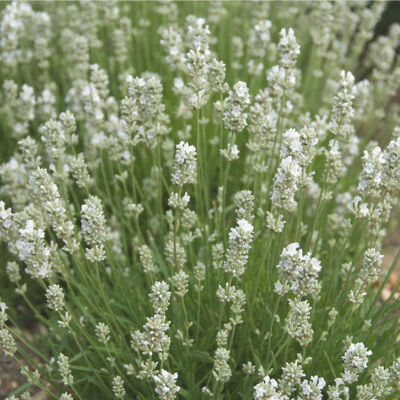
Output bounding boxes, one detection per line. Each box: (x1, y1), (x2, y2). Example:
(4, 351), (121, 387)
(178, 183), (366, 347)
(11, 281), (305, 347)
(220, 143), (240, 161)
(284, 299), (314, 346)
(154, 369), (180, 400)
(342, 343), (372, 384)
(45, 284), (65, 312)
(330, 70), (355, 140)
(81, 195), (107, 262)
(223, 81), (250, 133)
(171, 141), (197, 186)
(271, 156), (301, 212)
(275, 242), (321, 297)
(278, 28), (300, 68)
(357, 146), (385, 199)
(254, 375), (283, 399)
(224, 219), (254, 277)
(349, 248), (383, 307)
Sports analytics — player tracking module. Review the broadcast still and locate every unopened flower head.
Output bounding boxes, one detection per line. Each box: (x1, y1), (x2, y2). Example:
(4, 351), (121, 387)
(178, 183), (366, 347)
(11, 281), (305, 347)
(233, 190), (254, 222)
(185, 15), (210, 51)
(356, 365), (391, 399)
(266, 212), (286, 234)
(278, 28), (300, 69)
(112, 375), (125, 399)
(95, 322), (111, 345)
(285, 298), (314, 347)
(351, 195), (370, 219)
(40, 119), (66, 161)
(81, 195), (107, 262)
(266, 27), (299, 100)
(160, 26), (186, 71)
(139, 244), (158, 275)
(267, 65), (296, 99)
(0, 328), (17, 356)
(253, 375), (282, 400)
(357, 146), (385, 199)
(300, 376), (326, 400)
(70, 153), (93, 190)
(194, 261), (206, 291)
(349, 248), (383, 307)
(165, 233), (187, 269)
(57, 353), (74, 386)
(213, 347), (231, 383)
(220, 143), (240, 162)
(149, 281), (171, 314)
(168, 192), (190, 210)
(209, 58), (228, 93)
(169, 270), (189, 298)
(6, 261), (21, 283)
(223, 81), (250, 133)
(45, 284), (65, 312)
(15, 219), (53, 279)
(125, 72), (169, 147)
(0, 301), (9, 325)
(275, 242), (321, 297)
(271, 156), (301, 212)
(216, 283), (246, 325)
(171, 141), (197, 186)
(383, 131), (400, 191)
(325, 140), (345, 184)
(134, 313), (171, 357)
(59, 110), (77, 142)
(330, 71), (355, 140)
(342, 342), (372, 384)
(123, 199), (144, 218)
(154, 369), (180, 400)
(281, 126), (318, 168)
(223, 218), (254, 277)
(186, 43), (211, 109)
(30, 168), (78, 253)
(242, 361), (256, 377)
(390, 357), (400, 387)
(279, 359), (305, 396)
(249, 20), (272, 58)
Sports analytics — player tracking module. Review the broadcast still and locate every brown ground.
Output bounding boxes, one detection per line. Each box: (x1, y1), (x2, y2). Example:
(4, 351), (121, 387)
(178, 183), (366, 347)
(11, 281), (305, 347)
(0, 356), (47, 399)
(0, 327), (46, 400)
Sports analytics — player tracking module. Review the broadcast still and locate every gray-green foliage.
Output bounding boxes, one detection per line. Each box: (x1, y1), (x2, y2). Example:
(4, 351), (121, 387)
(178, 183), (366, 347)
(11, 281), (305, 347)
(0, 1), (400, 399)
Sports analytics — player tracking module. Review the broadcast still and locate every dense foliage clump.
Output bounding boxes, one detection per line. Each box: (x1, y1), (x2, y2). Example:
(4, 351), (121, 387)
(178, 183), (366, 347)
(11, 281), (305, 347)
(1, 2), (400, 399)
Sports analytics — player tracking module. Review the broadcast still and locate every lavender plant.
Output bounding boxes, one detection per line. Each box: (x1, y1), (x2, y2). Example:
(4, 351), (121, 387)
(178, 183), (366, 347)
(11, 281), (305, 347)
(0, 2), (400, 399)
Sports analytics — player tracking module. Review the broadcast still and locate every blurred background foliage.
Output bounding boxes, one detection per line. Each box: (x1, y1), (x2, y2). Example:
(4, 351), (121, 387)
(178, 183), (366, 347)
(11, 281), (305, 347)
(0, 0), (399, 329)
